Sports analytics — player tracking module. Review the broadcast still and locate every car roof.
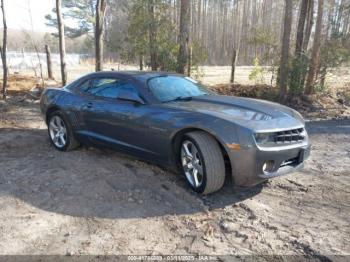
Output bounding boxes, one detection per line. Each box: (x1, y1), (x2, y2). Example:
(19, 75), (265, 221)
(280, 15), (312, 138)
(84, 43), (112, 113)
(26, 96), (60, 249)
(83, 71), (184, 82)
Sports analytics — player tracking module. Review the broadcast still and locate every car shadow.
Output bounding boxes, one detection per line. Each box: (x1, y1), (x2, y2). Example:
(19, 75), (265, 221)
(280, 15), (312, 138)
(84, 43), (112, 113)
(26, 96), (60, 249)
(0, 127), (263, 219)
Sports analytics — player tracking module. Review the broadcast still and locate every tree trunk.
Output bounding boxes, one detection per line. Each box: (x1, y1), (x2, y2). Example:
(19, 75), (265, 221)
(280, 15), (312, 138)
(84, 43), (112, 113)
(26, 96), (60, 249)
(187, 45), (192, 77)
(278, 0), (293, 99)
(299, 0), (314, 89)
(197, 0), (201, 40)
(319, 65), (327, 89)
(290, 0), (309, 94)
(177, 0), (190, 74)
(148, 0), (157, 71)
(139, 55), (143, 71)
(221, 0), (228, 62)
(45, 44), (53, 80)
(334, 0), (344, 35)
(319, 0), (335, 90)
(295, 0), (309, 56)
(1, 0), (7, 99)
(302, 0), (314, 52)
(240, 0), (249, 65)
(34, 44), (44, 87)
(305, 0), (324, 95)
(56, 0), (67, 86)
(95, 0), (106, 72)
(230, 48), (237, 84)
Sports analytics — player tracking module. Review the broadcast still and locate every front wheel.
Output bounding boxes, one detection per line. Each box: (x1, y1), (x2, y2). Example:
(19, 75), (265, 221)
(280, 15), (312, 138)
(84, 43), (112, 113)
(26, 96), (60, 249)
(48, 111), (80, 151)
(180, 131), (225, 194)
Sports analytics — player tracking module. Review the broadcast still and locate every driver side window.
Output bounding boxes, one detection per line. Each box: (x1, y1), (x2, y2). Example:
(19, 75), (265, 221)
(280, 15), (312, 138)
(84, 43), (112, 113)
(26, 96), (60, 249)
(87, 77), (139, 99)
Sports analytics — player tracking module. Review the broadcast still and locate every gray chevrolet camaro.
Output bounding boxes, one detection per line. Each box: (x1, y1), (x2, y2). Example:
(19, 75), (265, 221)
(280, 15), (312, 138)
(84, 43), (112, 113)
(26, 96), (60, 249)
(40, 71), (311, 194)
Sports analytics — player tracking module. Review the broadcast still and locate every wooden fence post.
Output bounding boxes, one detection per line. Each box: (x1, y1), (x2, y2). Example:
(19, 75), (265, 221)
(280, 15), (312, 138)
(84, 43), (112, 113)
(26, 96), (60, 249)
(45, 44), (54, 80)
(230, 49), (237, 84)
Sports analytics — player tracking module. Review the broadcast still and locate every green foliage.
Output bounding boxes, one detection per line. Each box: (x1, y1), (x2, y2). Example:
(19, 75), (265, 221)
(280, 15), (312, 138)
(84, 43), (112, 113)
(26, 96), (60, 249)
(123, 0), (177, 70)
(124, 0), (148, 60)
(313, 82), (326, 92)
(154, 1), (179, 71)
(317, 36), (350, 91)
(320, 38), (350, 68)
(45, 0), (96, 38)
(289, 54), (309, 94)
(249, 57), (265, 84)
(250, 27), (279, 64)
(250, 27), (278, 49)
(125, 0), (207, 72)
(190, 41), (208, 80)
(191, 41), (208, 68)
(250, 27), (280, 86)
(43, 33), (59, 52)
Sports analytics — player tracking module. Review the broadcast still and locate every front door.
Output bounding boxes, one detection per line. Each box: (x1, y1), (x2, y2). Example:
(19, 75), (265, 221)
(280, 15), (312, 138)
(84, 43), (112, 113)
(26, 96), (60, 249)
(80, 77), (160, 159)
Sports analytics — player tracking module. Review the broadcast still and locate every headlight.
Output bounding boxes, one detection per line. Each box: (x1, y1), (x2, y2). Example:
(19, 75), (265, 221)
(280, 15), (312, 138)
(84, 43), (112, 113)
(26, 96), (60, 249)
(254, 133), (274, 144)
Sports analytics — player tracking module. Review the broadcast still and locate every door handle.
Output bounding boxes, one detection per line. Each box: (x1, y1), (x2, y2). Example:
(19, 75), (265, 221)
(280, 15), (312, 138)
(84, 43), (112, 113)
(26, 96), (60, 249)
(84, 102), (93, 109)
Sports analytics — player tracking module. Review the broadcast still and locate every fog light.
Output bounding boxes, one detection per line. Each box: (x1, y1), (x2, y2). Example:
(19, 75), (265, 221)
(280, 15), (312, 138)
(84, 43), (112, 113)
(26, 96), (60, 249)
(262, 160), (275, 173)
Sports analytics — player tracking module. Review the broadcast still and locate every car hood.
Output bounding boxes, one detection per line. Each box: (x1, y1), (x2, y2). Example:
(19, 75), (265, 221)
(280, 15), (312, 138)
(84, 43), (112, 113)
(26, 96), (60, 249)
(164, 95), (304, 132)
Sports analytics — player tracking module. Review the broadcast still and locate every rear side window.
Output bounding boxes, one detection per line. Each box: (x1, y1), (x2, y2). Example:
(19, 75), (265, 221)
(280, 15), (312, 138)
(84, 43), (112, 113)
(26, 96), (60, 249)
(87, 77), (139, 99)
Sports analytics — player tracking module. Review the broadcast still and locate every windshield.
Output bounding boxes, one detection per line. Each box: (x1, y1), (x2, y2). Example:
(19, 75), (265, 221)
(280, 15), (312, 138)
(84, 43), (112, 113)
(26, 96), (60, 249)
(148, 75), (214, 102)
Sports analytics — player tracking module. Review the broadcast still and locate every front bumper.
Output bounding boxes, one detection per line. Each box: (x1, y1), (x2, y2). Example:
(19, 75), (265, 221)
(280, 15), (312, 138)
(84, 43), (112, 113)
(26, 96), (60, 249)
(227, 142), (311, 186)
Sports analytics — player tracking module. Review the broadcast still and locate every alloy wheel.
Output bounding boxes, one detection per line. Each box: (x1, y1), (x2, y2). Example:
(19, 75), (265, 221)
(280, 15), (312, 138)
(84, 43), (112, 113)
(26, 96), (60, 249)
(181, 140), (204, 188)
(49, 115), (67, 148)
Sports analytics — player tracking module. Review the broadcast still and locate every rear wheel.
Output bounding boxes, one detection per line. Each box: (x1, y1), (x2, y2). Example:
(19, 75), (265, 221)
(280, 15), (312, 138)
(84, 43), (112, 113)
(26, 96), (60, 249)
(180, 131), (225, 194)
(48, 111), (80, 151)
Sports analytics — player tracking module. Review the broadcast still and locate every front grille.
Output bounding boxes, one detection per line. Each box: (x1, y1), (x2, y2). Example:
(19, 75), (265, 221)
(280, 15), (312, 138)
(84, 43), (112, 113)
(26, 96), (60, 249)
(275, 128), (305, 144)
(254, 128), (306, 146)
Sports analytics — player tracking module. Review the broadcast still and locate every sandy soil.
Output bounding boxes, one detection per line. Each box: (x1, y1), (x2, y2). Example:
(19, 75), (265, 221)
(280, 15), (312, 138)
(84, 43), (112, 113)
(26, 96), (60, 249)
(0, 98), (350, 259)
(0, 98), (349, 258)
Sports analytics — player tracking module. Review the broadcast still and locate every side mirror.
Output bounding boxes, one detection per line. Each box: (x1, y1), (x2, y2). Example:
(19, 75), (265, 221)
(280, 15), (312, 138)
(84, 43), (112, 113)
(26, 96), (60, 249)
(117, 90), (145, 104)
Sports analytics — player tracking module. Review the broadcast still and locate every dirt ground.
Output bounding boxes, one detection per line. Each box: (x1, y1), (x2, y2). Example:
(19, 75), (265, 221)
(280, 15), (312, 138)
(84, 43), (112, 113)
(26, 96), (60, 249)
(0, 95), (349, 258)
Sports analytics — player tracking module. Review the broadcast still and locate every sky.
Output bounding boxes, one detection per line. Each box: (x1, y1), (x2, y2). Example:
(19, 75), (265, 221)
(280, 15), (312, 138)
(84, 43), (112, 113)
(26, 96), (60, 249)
(4, 0), (55, 32)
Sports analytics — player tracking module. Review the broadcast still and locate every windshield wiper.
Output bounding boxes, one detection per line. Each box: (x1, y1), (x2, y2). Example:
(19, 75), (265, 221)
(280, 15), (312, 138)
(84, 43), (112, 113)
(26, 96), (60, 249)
(163, 96), (193, 103)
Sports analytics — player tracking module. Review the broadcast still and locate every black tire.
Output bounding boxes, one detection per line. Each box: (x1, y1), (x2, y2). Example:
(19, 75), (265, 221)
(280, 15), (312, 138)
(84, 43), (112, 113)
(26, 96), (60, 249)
(47, 111), (80, 151)
(181, 131), (225, 194)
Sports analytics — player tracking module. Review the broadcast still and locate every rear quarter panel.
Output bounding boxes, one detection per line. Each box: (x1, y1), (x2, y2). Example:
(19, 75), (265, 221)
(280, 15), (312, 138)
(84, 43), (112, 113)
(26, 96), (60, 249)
(40, 88), (63, 119)
(40, 87), (82, 125)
